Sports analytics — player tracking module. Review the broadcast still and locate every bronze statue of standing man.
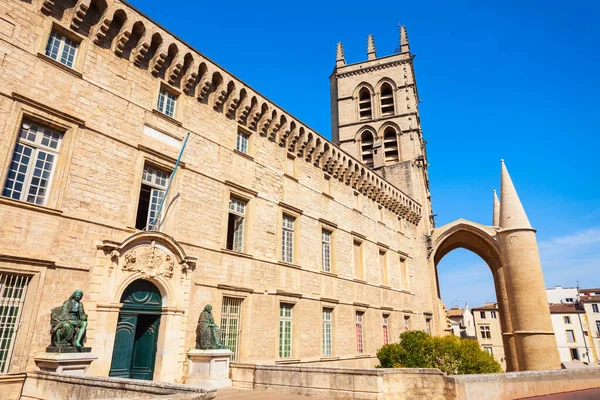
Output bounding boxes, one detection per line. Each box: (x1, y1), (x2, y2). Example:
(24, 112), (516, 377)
(195, 304), (224, 350)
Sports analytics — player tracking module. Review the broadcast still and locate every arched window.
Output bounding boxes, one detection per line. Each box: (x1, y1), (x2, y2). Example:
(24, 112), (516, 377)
(360, 131), (374, 167)
(383, 127), (399, 163)
(358, 88), (372, 120)
(380, 83), (395, 117)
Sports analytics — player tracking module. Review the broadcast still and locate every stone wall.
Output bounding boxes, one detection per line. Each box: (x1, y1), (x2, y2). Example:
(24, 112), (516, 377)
(20, 371), (216, 400)
(0, 373), (26, 400)
(231, 364), (600, 400)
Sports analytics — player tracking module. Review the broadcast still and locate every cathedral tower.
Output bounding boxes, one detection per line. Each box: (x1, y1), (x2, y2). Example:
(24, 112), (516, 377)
(330, 27), (433, 226)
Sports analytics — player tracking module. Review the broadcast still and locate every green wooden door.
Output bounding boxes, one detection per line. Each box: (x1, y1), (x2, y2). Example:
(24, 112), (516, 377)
(130, 314), (160, 380)
(109, 314), (138, 378)
(109, 279), (162, 380)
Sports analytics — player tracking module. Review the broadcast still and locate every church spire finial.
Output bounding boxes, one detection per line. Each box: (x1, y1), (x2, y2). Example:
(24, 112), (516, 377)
(400, 25), (410, 53)
(493, 189), (500, 227)
(499, 160), (532, 230)
(367, 34), (376, 60)
(336, 42), (346, 67)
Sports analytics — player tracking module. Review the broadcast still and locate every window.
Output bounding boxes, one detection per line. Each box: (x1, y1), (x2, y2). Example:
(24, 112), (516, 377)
(356, 312), (364, 353)
(380, 83), (395, 117)
(45, 30), (78, 68)
(281, 215), (295, 264)
(480, 326), (491, 339)
(570, 348), (580, 361)
(379, 250), (388, 286)
(480, 311), (486, 319)
(566, 330), (575, 342)
(220, 297), (242, 362)
(279, 303), (293, 358)
(484, 347), (493, 356)
(400, 257), (409, 290)
(404, 316), (410, 331)
(226, 197), (247, 252)
(593, 304), (599, 313)
(135, 164), (170, 230)
(382, 315), (389, 345)
(285, 154), (295, 177)
(383, 127), (399, 163)
(358, 88), (372, 120)
(0, 273), (31, 373)
(491, 311), (497, 319)
(565, 298), (574, 303)
(425, 318), (431, 335)
(236, 129), (249, 153)
(3, 120), (62, 206)
(157, 88), (177, 118)
(564, 316), (571, 324)
(353, 240), (364, 280)
(321, 230), (332, 273)
(360, 131), (374, 168)
(322, 308), (333, 356)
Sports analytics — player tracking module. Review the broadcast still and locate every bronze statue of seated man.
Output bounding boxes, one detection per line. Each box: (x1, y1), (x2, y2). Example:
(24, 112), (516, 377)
(50, 290), (88, 348)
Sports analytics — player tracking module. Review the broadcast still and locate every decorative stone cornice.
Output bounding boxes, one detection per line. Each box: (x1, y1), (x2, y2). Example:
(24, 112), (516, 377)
(38, 0), (422, 224)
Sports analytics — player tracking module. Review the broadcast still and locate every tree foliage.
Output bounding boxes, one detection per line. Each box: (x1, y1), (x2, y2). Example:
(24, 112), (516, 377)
(376, 330), (502, 375)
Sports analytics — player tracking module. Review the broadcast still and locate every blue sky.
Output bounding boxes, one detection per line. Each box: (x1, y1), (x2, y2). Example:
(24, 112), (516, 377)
(128, 0), (600, 307)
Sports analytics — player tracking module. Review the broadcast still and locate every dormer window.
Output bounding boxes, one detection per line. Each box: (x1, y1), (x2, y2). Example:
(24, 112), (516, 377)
(380, 83), (395, 116)
(358, 88), (372, 120)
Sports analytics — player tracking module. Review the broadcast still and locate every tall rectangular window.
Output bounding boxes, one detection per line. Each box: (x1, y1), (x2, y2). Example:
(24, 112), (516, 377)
(157, 88), (177, 118)
(404, 316), (410, 331)
(480, 311), (486, 319)
(0, 273), (31, 373)
(227, 197), (247, 252)
(2, 120), (62, 206)
(321, 230), (332, 273)
(566, 330), (575, 342)
(322, 308), (332, 356)
(400, 257), (409, 290)
(425, 318), (431, 335)
(480, 326), (491, 339)
(353, 240), (363, 280)
(220, 297), (242, 362)
(45, 30), (78, 68)
(484, 347), (493, 356)
(379, 250), (388, 286)
(596, 320), (600, 336)
(356, 311), (364, 353)
(135, 164), (170, 230)
(564, 316), (571, 324)
(236, 130), (249, 154)
(593, 304), (599, 313)
(382, 314), (389, 345)
(570, 348), (580, 361)
(491, 311), (497, 319)
(279, 303), (293, 358)
(281, 215), (295, 264)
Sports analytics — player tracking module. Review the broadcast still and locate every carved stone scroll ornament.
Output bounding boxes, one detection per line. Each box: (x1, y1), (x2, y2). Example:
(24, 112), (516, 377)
(122, 241), (176, 279)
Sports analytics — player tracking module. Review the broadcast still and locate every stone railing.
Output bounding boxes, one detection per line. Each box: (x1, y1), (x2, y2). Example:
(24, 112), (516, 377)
(39, 0), (422, 224)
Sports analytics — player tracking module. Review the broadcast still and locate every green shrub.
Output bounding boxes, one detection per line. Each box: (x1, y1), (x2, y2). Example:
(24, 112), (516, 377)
(376, 330), (502, 375)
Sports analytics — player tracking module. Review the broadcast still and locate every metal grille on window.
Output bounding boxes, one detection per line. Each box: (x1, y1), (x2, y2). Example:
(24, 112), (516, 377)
(322, 308), (332, 356)
(356, 312), (364, 353)
(383, 315), (389, 345)
(321, 230), (331, 272)
(281, 215), (294, 264)
(279, 304), (292, 358)
(2, 120), (62, 206)
(142, 165), (169, 230)
(220, 297), (242, 362)
(45, 30), (78, 68)
(0, 273), (31, 373)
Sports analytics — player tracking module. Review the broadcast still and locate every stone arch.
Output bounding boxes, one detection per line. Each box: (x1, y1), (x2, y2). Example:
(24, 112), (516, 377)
(430, 219), (517, 371)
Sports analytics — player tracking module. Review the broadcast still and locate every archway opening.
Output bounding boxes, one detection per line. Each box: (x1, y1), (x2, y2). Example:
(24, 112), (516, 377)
(109, 279), (162, 380)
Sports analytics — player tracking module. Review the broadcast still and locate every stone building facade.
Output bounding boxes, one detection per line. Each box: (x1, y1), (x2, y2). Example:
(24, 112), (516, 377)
(0, 0), (435, 382)
(472, 303), (507, 371)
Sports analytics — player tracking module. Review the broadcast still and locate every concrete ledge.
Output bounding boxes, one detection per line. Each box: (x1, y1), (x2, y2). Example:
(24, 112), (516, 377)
(20, 371), (217, 400)
(0, 373), (26, 400)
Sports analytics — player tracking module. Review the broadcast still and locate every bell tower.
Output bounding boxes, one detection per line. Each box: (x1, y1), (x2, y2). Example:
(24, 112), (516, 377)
(330, 26), (433, 225)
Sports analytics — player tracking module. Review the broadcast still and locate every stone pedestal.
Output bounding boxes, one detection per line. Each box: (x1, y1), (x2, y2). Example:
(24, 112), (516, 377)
(34, 352), (97, 376)
(186, 349), (233, 389)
